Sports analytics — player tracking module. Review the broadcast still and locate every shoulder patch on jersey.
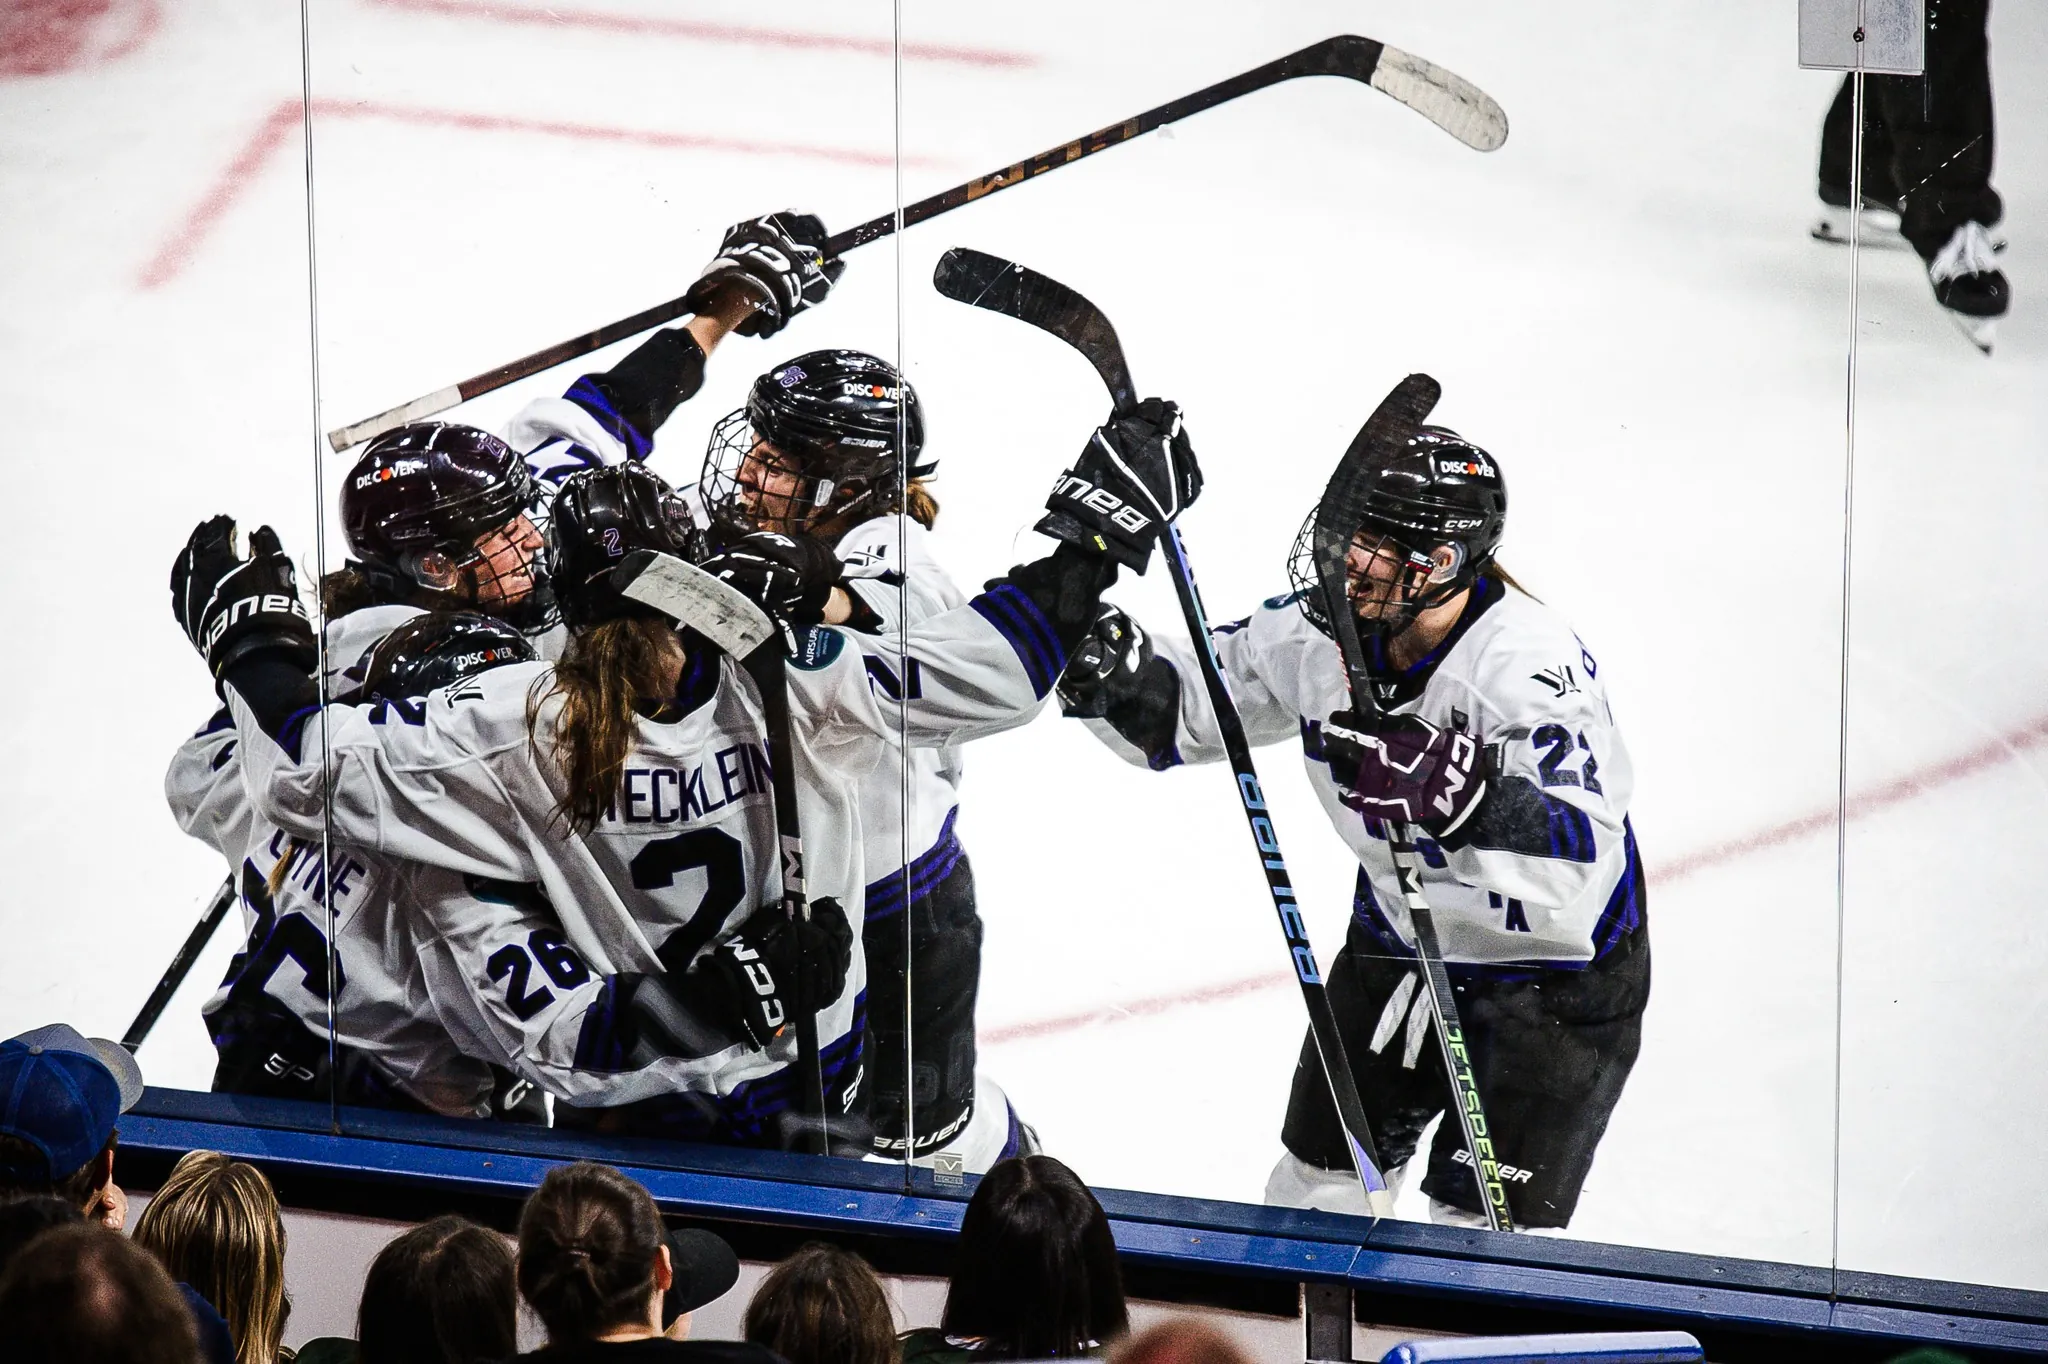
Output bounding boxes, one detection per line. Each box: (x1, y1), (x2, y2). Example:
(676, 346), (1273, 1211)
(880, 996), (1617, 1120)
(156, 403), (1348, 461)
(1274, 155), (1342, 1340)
(787, 626), (846, 671)
(1261, 589), (1307, 611)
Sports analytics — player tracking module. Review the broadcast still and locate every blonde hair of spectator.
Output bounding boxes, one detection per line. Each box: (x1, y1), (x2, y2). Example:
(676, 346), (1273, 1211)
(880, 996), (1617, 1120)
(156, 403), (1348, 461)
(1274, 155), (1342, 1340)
(743, 1241), (897, 1364)
(1108, 1319), (1254, 1364)
(132, 1149), (290, 1364)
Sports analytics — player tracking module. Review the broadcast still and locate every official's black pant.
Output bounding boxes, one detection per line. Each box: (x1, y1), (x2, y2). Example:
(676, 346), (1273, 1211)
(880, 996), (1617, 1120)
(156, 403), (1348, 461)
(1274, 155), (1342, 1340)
(1281, 908), (1651, 1229)
(863, 852), (983, 1156)
(1817, 0), (1999, 259)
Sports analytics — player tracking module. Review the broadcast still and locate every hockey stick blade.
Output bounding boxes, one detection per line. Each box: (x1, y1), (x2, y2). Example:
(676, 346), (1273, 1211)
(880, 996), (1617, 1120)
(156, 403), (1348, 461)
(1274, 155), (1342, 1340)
(614, 551), (776, 658)
(325, 35), (1505, 452)
(934, 252), (1398, 1217)
(932, 248), (1137, 415)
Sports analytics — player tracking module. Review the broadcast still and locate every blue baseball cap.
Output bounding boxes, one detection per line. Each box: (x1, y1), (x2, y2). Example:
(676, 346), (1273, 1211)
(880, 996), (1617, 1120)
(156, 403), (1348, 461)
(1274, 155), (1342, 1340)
(0, 1024), (145, 1185)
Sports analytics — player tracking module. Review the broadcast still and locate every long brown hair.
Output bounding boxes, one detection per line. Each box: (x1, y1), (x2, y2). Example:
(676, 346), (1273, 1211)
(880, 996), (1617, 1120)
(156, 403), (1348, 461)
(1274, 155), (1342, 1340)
(1489, 560), (1537, 601)
(743, 1242), (897, 1364)
(517, 1162), (666, 1343)
(533, 616), (677, 834)
(132, 1150), (290, 1364)
(942, 1155), (1127, 1358)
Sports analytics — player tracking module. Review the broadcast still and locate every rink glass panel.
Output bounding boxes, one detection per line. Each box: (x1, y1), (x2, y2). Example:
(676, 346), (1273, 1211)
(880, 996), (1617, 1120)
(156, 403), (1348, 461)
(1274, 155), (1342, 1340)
(0, 8), (322, 1099)
(1838, 7), (2048, 1291)
(895, 1), (1857, 1263)
(297, 2), (909, 1157)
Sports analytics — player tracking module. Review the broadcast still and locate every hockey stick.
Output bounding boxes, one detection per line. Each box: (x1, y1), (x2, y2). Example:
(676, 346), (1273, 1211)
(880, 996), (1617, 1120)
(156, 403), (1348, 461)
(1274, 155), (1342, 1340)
(325, 35), (1506, 453)
(616, 552), (830, 1153)
(933, 247), (1396, 1218)
(1310, 373), (1513, 1232)
(123, 874), (237, 1053)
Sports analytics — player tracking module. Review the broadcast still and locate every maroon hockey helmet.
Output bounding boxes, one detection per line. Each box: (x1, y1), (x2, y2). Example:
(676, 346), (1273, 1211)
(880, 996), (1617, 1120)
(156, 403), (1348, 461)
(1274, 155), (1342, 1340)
(341, 423), (556, 629)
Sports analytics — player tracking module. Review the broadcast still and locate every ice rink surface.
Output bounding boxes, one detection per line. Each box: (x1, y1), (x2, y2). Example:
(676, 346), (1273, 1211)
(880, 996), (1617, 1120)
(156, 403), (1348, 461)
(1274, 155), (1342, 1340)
(3, 0), (2045, 1291)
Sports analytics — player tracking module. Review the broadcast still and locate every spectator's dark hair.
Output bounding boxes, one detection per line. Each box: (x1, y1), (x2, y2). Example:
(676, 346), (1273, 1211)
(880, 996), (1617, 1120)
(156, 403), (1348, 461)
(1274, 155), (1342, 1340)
(0, 1194), (84, 1278)
(0, 1130), (117, 1207)
(1109, 1319), (1254, 1364)
(358, 1214), (518, 1364)
(743, 1242), (896, 1364)
(131, 1149), (290, 1364)
(941, 1155), (1128, 1358)
(517, 1162), (665, 1341)
(0, 1221), (201, 1364)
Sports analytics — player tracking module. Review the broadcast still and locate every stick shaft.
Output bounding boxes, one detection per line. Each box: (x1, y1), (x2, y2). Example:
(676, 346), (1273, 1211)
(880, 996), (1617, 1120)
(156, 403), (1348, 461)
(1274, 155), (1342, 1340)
(123, 875), (237, 1053)
(1162, 527), (1396, 1217)
(325, 36), (1388, 452)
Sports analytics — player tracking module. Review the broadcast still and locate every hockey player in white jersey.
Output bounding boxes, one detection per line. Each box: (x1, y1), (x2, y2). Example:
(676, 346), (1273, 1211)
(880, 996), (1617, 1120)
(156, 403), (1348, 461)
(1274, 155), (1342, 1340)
(169, 401), (1199, 1149)
(1061, 426), (1648, 1230)
(164, 603), (542, 1117)
(696, 350), (1024, 1169)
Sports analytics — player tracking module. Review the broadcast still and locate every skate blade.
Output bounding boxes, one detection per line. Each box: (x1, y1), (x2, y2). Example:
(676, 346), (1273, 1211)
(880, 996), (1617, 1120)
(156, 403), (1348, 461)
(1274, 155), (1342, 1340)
(1948, 311), (1997, 354)
(1810, 215), (1910, 250)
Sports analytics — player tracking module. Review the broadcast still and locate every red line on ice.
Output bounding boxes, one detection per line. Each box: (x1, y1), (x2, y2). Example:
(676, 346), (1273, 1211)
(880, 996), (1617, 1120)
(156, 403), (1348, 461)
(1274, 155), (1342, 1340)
(984, 709), (2048, 1047)
(0, 0), (160, 77)
(139, 98), (934, 288)
(368, 0), (1037, 69)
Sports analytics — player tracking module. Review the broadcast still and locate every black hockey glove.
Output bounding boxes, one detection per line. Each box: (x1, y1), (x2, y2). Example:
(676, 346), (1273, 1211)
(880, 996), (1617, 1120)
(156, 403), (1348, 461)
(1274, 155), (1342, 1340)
(1057, 604), (1154, 719)
(692, 897), (854, 1051)
(1320, 709), (1488, 837)
(171, 516), (316, 679)
(698, 531), (845, 627)
(1036, 397), (1202, 574)
(682, 211), (843, 339)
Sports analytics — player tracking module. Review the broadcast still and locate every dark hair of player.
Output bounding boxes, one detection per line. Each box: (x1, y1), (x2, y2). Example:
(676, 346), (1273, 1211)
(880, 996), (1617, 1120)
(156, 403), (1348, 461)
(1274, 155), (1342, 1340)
(700, 349), (939, 539)
(940, 1154), (1129, 1359)
(535, 464), (704, 835)
(516, 1162), (666, 1343)
(742, 1242), (897, 1364)
(0, 1223), (202, 1364)
(356, 1214), (518, 1364)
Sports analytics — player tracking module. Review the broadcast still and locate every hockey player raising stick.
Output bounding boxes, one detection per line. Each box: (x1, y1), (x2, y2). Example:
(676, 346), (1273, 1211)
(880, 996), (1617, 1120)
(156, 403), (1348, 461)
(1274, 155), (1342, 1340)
(695, 352), (1026, 1169)
(1061, 423), (1648, 1230)
(170, 399), (1199, 1149)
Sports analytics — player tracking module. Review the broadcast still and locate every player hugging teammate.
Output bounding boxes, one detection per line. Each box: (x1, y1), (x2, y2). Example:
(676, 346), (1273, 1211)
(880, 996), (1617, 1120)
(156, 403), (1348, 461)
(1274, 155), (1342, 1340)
(162, 213), (1201, 1158)
(1061, 420), (1649, 1231)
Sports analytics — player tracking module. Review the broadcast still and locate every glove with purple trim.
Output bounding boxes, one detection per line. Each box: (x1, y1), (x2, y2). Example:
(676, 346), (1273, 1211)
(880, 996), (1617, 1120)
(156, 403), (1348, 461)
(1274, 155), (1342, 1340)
(170, 516), (315, 678)
(1321, 709), (1487, 836)
(682, 211), (843, 339)
(698, 531), (844, 627)
(1036, 397), (1202, 574)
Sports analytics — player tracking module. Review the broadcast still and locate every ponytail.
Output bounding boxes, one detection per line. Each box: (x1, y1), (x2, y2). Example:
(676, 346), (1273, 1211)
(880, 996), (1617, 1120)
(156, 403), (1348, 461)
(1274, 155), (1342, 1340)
(516, 1162), (666, 1343)
(320, 566), (380, 619)
(1489, 560), (1539, 603)
(905, 478), (939, 529)
(532, 617), (676, 834)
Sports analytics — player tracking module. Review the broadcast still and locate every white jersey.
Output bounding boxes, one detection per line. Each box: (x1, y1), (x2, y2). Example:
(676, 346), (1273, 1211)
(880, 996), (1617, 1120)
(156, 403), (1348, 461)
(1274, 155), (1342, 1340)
(226, 586), (1056, 1118)
(164, 605), (499, 1117)
(1091, 578), (1641, 968)
(833, 514), (986, 917)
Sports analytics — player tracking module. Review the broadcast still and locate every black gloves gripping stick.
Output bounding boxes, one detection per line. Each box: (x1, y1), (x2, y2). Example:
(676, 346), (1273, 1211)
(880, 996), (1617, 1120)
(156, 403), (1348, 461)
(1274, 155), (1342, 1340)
(683, 211), (843, 340)
(692, 897), (854, 1051)
(1036, 397), (1203, 574)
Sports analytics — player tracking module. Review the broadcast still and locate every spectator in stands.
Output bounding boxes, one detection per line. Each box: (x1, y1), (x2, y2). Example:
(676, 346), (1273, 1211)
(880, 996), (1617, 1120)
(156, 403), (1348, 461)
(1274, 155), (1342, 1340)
(743, 1242), (897, 1364)
(0, 1022), (146, 1228)
(0, 1221), (201, 1364)
(297, 1214), (519, 1364)
(513, 1160), (774, 1361)
(1107, 1320), (1252, 1364)
(899, 1155), (1128, 1362)
(133, 1149), (291, 1364)
(0, 1193), (82, 1274)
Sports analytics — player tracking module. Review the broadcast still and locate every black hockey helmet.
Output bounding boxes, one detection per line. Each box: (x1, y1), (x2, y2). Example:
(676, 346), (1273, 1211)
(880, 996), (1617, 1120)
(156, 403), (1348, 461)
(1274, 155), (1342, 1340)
(700, 349), (927, 537)
(361, 611), (536, 702)
(546, 462), (704, 629)
(340, 422), (557, 630)
(1287, 426), (1508, 638)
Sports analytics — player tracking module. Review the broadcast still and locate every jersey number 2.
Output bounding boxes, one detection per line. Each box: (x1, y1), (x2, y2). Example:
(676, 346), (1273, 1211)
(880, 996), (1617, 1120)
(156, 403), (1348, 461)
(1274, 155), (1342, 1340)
(630, 828), (746, 975)
(1533, 724), (1603, 795)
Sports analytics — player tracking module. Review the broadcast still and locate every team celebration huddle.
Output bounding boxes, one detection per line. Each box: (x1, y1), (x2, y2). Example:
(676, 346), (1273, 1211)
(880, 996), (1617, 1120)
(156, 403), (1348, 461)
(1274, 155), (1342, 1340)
(166, 209), (1647, 1234)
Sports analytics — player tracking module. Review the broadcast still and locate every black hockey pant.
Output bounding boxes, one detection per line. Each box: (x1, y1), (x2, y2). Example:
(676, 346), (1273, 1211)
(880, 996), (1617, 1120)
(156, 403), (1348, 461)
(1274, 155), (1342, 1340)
(1817, 0), (2000, 259)
(1281, 910), (1651, 1229)
(863, 853), (983, 1156)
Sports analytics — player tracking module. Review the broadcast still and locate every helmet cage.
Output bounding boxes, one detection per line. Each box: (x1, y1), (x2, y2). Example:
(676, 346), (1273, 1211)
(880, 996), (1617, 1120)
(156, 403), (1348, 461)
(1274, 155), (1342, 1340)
(1287, 510), (1485, 641)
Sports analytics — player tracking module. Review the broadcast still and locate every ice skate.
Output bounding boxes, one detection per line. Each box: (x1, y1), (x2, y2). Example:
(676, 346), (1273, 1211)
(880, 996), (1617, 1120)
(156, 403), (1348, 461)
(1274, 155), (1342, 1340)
(1928, 220), (2010, 354)
(1811, 186), (1908, 250)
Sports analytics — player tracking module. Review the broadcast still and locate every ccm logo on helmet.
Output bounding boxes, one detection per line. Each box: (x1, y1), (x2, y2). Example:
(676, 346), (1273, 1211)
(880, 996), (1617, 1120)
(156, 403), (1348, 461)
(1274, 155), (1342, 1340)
(203, 594), (307, 649)
(1050, 475), (1151, 535)
(354, 459), (429, 489)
